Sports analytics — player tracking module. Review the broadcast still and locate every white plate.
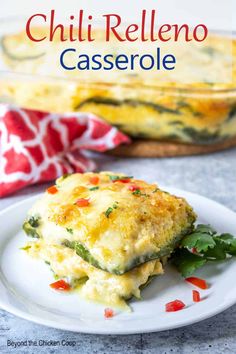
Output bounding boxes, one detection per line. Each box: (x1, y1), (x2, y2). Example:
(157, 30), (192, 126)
(0, 187), (236, 335)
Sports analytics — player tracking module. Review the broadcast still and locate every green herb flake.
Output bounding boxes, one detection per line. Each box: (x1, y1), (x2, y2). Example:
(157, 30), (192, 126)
(89, 186), (99, 191)
(132, 190), (149, 197)
(105, 207), (114, 218)
(132, 189), (141, 196)
(104, 202), (119, 218)
(66, 228), (74, 234)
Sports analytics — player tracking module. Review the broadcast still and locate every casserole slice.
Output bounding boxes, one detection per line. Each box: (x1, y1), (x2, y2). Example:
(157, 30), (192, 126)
(23, 172), (196, 275)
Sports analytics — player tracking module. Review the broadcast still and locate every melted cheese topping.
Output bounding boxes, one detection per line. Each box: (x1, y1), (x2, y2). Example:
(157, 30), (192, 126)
(27, 172), (195, 274)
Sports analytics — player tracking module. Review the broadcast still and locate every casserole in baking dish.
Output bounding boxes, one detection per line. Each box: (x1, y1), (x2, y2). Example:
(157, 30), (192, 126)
(0, 24), (236, 145)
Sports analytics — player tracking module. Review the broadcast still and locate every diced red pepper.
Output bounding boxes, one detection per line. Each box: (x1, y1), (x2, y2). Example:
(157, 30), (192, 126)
(89, 176), (99, 185)
(76, 198), (90, 207)
(47, 185), (58, 195)
(104, 308), (114, 318)
(113, 179), (131, 184)
(128, 185), (140, 192)
(185, 277), (208, 290)
(165, 300), (185, 312)
(50, 279), (71, 291)
(192, 290), (201, 302)
(192, 247), (197, 254)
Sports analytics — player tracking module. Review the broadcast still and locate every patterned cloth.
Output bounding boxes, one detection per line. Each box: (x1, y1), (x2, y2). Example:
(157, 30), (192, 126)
(0, 104), (130, 197)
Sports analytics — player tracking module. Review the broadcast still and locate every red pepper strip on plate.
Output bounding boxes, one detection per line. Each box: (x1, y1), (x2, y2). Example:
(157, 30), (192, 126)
(165, 300), (186, 312)
(50, 280), (71, 291)
(47, 185), (58, 194)
(76, 198), (90, 207)
(89, 176), (99, 185)
(128, 185), (140, 192)
(104, 308), (114, 318)
(192, 290), (201, 302)
(185, 277), (208, 290)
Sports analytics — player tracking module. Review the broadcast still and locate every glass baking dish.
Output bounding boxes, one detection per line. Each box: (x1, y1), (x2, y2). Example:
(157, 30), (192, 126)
(0, 17), (236, 146)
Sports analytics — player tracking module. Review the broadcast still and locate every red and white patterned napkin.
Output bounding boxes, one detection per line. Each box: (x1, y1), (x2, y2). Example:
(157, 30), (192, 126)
(0, 104), (130, 197)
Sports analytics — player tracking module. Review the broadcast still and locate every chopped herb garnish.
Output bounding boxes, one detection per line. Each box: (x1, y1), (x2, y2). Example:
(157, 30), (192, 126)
(104, 202), (119, 218)
(66, 228), (74, 234)
(105, 207), (114, 218)
(132, 189), (141, 195)
(109, 175), (133, 182)
(45, 261), (50, 265)
(89, 186), (99, 191)
(132, 190), (149, 197)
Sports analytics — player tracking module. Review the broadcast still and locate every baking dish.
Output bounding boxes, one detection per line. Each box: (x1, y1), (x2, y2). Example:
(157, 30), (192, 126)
(0, 18), (236, 145)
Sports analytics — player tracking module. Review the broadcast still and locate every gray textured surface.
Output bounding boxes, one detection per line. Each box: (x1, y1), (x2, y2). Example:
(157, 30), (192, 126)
(0, 149), (236, 354)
